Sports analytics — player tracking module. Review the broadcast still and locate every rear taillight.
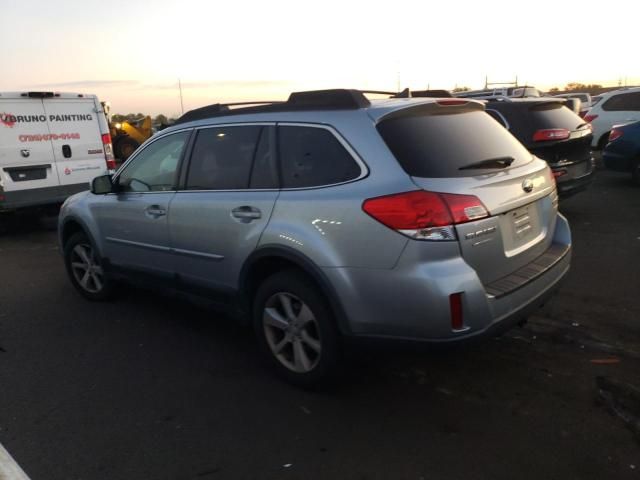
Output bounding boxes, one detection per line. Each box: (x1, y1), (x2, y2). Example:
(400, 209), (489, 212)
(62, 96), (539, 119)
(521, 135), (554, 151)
(583, 114), (598, 123)
(102, 133), (116, 170)
(362, 190), (488, 241)
(533, 128), (570, 142)
(608, 129), (623, 142)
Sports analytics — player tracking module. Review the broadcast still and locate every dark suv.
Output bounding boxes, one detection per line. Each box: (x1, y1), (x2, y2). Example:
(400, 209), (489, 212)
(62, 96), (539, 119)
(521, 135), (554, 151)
(483, 98), (595, 197)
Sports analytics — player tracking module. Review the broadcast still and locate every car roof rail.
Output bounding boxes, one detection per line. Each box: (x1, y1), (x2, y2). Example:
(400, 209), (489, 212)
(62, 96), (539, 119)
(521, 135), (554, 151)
(287, 89), (372, 108)
(174, 87), (440, 124)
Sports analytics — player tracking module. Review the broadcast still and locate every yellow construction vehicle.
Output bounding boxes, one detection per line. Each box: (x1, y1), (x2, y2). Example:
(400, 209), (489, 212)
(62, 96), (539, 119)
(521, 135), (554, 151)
(109, 116), (152, 160)
(101, 102), (153, 160)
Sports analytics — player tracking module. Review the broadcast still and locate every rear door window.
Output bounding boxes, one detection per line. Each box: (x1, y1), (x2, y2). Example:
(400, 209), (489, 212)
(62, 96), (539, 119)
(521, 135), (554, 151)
(186, 125), (274, 190)
(278, 126), (361, 188)
(376, 110), (532, 178)
(602, 92), (640, 111)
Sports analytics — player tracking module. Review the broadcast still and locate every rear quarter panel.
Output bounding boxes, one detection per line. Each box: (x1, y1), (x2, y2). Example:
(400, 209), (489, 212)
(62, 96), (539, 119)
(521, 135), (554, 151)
(259, 115), (416, 269)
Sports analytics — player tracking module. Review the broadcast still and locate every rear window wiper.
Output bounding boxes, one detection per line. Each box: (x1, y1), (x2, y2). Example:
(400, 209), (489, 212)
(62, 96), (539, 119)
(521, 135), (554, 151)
(459, 156), (515, 170)
(576, 122), (590, 130)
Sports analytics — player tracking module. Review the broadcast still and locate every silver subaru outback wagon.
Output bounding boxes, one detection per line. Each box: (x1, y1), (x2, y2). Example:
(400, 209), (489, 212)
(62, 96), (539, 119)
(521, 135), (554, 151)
(58, 89), (571, 386)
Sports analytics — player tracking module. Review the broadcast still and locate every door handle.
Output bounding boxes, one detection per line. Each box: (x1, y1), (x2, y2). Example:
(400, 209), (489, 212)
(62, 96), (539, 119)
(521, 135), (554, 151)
(62, 144), (72, 158)
(231, 206), (262, 221)
(145, 205), (166, 218)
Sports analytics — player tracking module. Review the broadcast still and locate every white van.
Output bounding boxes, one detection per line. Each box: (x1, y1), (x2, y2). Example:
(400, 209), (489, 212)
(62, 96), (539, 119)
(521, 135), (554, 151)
(0, 91), (114, 211)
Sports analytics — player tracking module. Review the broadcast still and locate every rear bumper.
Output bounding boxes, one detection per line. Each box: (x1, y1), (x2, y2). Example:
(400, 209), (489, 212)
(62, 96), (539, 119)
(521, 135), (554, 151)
(555, 159), (596, 197)
(325, 214), (571, 343)
(0, 183), (89, 211)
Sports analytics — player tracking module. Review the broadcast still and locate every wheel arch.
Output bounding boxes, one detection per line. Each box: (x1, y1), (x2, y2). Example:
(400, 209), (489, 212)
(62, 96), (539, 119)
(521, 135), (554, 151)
(597, 131), (611, 150)
(239, 245), (352, 336)
(60, 216), (104, 258)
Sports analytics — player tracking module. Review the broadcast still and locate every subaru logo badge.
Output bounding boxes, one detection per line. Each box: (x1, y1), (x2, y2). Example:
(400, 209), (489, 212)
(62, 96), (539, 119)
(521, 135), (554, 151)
(522, 179), (534, 193)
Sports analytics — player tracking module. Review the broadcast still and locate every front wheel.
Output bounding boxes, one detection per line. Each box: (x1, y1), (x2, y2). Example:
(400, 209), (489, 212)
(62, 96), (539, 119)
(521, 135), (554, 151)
(253, 270), (341, 388)
(64, 232), (113, 301)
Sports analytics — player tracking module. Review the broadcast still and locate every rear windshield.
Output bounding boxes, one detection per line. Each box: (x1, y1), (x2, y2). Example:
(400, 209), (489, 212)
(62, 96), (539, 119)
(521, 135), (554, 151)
(528, 103), (584, 130)
(376, 110), (532, 178)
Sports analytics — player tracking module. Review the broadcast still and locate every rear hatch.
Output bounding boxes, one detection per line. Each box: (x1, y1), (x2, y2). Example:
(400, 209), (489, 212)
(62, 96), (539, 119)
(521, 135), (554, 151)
(0, 97), (60, 193)
(376, 101), (558, 285)
(519, 101), (593, 179)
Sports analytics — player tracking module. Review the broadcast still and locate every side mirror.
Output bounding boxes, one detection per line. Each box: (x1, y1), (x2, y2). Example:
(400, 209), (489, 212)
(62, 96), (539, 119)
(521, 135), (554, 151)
(91, 174), (114, 194)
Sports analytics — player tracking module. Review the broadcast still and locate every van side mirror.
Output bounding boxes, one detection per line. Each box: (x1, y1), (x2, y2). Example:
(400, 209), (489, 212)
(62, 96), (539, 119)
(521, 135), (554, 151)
(91, 174), (114, 194)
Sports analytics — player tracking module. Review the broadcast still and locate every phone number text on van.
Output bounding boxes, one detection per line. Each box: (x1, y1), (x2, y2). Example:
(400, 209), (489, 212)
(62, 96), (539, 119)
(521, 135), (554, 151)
(19, 133), (81, 142)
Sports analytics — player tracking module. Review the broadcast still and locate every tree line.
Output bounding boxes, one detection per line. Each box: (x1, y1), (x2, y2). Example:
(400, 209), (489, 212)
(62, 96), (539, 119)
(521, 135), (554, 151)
(111, 113), (176, 126)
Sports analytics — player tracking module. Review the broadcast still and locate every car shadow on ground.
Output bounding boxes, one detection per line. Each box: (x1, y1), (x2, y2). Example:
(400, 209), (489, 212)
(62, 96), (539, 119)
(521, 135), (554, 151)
(0, 210), (59, 236)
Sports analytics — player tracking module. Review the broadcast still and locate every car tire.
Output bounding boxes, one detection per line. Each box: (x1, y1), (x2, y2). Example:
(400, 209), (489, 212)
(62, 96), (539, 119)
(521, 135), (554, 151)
(253, 270), (341, 388)
(64, 232), (114, 301)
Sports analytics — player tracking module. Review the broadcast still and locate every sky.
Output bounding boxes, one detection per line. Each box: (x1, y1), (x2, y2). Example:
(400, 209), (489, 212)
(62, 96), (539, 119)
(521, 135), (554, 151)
(1, 0), (637, 116)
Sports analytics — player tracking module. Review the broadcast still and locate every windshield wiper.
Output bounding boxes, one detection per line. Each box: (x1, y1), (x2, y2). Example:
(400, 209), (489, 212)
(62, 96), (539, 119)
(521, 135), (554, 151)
(459, 156), (515, 170)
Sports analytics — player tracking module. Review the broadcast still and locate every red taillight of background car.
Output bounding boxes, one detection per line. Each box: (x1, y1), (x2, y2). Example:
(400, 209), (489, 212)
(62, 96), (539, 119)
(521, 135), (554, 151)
(608, 128), (623, 142)
(583, 114), (598, 123)
(362, 190), (488, 241)
(101, 133), (116, 170)
(532, 128), (570, 142)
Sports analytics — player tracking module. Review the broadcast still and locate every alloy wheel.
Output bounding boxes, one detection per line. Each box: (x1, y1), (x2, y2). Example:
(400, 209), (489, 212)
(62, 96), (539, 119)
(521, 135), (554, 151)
(263, 292), (322, 373)
(70, 243), (104, 293)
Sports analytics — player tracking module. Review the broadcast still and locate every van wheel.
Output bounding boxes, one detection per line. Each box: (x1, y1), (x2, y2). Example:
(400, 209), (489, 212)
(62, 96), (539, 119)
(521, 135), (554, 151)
(253, 270), (341, 388)
(117, 137), (140, 160)
(64, 232), (113, 301)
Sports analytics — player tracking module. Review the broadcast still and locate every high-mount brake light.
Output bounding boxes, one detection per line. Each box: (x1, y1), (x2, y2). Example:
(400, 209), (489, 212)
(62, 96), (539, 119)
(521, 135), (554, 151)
(362, 191), (488, 241)
(532, 128), (570, 142)
(583, 114), (598, 123)
(101, 133), (116, 170)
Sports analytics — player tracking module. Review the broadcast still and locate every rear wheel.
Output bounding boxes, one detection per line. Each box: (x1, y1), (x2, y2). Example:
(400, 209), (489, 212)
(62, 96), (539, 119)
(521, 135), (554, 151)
(64, 232), (113, 301)
(253, 270), (341, 388)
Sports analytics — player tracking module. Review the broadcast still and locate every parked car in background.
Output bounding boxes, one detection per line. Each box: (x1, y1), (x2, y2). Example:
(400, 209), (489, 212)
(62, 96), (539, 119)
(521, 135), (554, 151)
(554, 92), (592, 117)
(58, 89), (571, 386)
(583, 87), (640, 149)
(602, 120), (640, 185)
(456, 86), (543, 99)
(0, 91), (114, 212)
(482, 97), (594, 197)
